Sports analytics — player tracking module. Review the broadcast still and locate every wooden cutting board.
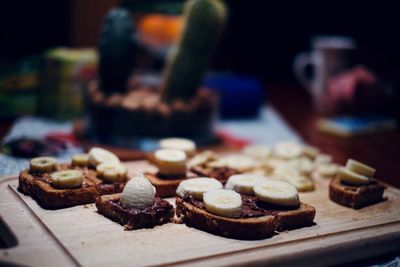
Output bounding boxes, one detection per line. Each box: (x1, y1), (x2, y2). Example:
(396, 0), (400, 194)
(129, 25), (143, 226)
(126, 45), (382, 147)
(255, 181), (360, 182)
(1, 160), (400, 267)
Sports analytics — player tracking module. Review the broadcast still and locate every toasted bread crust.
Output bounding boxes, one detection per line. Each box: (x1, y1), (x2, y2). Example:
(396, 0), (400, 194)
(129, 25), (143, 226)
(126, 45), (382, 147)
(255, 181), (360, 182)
(18, 165), (126, 209)
(96, 194), (174, 230)
(176, 197), (276, 240)
(329, 176), (387, 209)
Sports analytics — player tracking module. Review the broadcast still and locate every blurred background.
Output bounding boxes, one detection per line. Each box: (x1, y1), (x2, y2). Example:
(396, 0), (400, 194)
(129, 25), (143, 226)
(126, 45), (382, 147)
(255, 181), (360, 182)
(1, 0), (400, 186)
(2, 1), (400, 81)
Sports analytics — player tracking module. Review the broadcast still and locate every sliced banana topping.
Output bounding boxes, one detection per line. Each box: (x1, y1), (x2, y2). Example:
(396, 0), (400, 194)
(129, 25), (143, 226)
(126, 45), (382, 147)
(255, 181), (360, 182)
(314, 154), (332, 164)
(88, 147), (120, 167)
(284, 174), (314, 192)
(155, 149), (187, 176)
(72, 154), (89, 167)
(96, 162), (128, 182)
(29, 157), (57, 173)
(159, 138), (196, 155)
(176, 177), (223, 200)
(274, 141), (302, 159)
(288, 157), (314, 174)
(254, 180), (299, 207)
(120, 173), (155, 209)
(206, 159), (227, 168)
(188, 150), (217, 167)
(338, 167), (369, 185)
(302, 145), (320, 159)
(203, 189), (242, 218)
(223, 155), (256, 172)
(345, 159), (375, 178)
(51, 170), (83, 189)
(243, 144), (271, 159)
(316, 163), (338, 177)
(225, 174), (268, 195)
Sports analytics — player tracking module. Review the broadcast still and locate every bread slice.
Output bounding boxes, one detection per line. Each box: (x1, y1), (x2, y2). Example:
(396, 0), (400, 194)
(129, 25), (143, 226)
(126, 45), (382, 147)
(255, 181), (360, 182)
(96, 194), (174, 230)
(176, 195), (316, 240)
(329, 176), (387, 209)
(144, 172), (198, 197)
(18, 164), (126, 209)
(190, 166), (240, 184)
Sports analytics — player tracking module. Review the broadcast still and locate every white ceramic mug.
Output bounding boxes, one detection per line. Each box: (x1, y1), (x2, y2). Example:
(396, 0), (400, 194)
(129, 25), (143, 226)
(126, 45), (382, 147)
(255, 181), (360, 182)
(293, 36), (357, 113)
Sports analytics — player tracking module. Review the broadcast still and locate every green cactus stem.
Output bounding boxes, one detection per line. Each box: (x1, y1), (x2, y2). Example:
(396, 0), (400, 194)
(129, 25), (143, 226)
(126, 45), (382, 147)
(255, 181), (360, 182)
(161, 0), (227, 102)
(98, 7), (137, 95)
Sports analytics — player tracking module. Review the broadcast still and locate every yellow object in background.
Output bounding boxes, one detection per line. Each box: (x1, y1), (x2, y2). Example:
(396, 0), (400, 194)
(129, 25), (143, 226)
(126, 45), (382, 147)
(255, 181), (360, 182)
(38, 48), (98, 120)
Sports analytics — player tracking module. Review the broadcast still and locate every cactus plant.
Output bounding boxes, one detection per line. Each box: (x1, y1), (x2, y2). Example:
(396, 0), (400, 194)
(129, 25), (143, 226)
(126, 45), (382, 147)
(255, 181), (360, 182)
(98, 7), (137, 95)
(161, 0), (227, 102)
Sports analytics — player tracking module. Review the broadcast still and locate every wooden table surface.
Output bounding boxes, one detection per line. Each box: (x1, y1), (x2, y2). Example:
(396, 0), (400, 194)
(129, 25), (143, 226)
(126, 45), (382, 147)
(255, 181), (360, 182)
(268, 85), (400, 188)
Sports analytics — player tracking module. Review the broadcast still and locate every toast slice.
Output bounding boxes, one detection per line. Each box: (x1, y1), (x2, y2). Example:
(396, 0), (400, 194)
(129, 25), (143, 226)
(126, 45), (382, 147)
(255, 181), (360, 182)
(144, 171), (198, 197)
(176, 195), (316, 240)
(190, 165), (240, 184)
(96, 194), (174, 230)
(18, 164), (126, 209)
(329, 176), (387, 209)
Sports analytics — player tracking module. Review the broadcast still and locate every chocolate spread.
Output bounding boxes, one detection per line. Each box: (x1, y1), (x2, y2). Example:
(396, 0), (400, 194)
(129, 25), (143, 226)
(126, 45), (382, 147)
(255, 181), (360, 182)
(183, 194), (297, 218)
(107, 197), (173, 228)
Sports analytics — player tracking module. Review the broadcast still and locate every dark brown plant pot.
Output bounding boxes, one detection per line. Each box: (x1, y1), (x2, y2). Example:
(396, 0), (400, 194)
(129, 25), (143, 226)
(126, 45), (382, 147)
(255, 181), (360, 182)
(84, 81), (217, 148)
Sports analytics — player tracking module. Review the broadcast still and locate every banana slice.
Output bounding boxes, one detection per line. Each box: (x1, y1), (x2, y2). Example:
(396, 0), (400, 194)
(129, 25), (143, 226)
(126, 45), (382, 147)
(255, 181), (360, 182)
(88, 147), (120, 167)
(96, 162), (128, 182)
(263, 158), (287, 171)
(302, 145), (320, 159)
(188, 150), (217, 167)
(176, 177), (223, 200)
(254, 180), (299, 207)
(72, 154), (89, 167)
(225, 174), (268, 195)
(206, 159), (227, 168)
(345, 159), (375, 178)
(284, 175), (315, 192)
(243, 144), (271, 159)
(29, 157), (57, 173)
(223, 155), (256, 172)
(316, 163), (338, 177)
(51, 170), (83, 189)
(314, 154), (332, 164)
(155, 149), (187, 175)
(272, 167), (314, 191)
(274, 141), (302, 159)
(288, 157), (314, 174)
(159, 138), (196, 155)
(338, 167), (369, 185)
(203, 189), (242, 218)
(120, 173), (155, 209)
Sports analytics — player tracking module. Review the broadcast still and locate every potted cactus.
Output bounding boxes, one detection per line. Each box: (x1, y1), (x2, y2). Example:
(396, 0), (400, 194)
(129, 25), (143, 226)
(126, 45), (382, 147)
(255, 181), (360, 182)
(86, 0), (227, 146)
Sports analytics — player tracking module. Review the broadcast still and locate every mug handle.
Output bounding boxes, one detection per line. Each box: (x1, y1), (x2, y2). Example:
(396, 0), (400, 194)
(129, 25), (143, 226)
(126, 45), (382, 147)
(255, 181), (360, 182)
(293, 51), (315, 92)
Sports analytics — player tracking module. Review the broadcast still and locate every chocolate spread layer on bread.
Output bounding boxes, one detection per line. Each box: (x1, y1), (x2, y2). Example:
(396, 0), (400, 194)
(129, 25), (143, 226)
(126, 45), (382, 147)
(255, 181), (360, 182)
(183, 194), (298, 218)
(18, 163), (127, 209)
(96, 195), (174, 230)
(329, 176), (386, 209)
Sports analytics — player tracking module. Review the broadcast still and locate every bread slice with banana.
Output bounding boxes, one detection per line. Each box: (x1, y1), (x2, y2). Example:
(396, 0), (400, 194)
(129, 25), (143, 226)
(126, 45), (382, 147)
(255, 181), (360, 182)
(96, 174), (174, 230)
(175, 177), (316, 240)
(18, 147), (130, 209)
(144, 148), (198, 197)
(329, 159), (386, 209)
